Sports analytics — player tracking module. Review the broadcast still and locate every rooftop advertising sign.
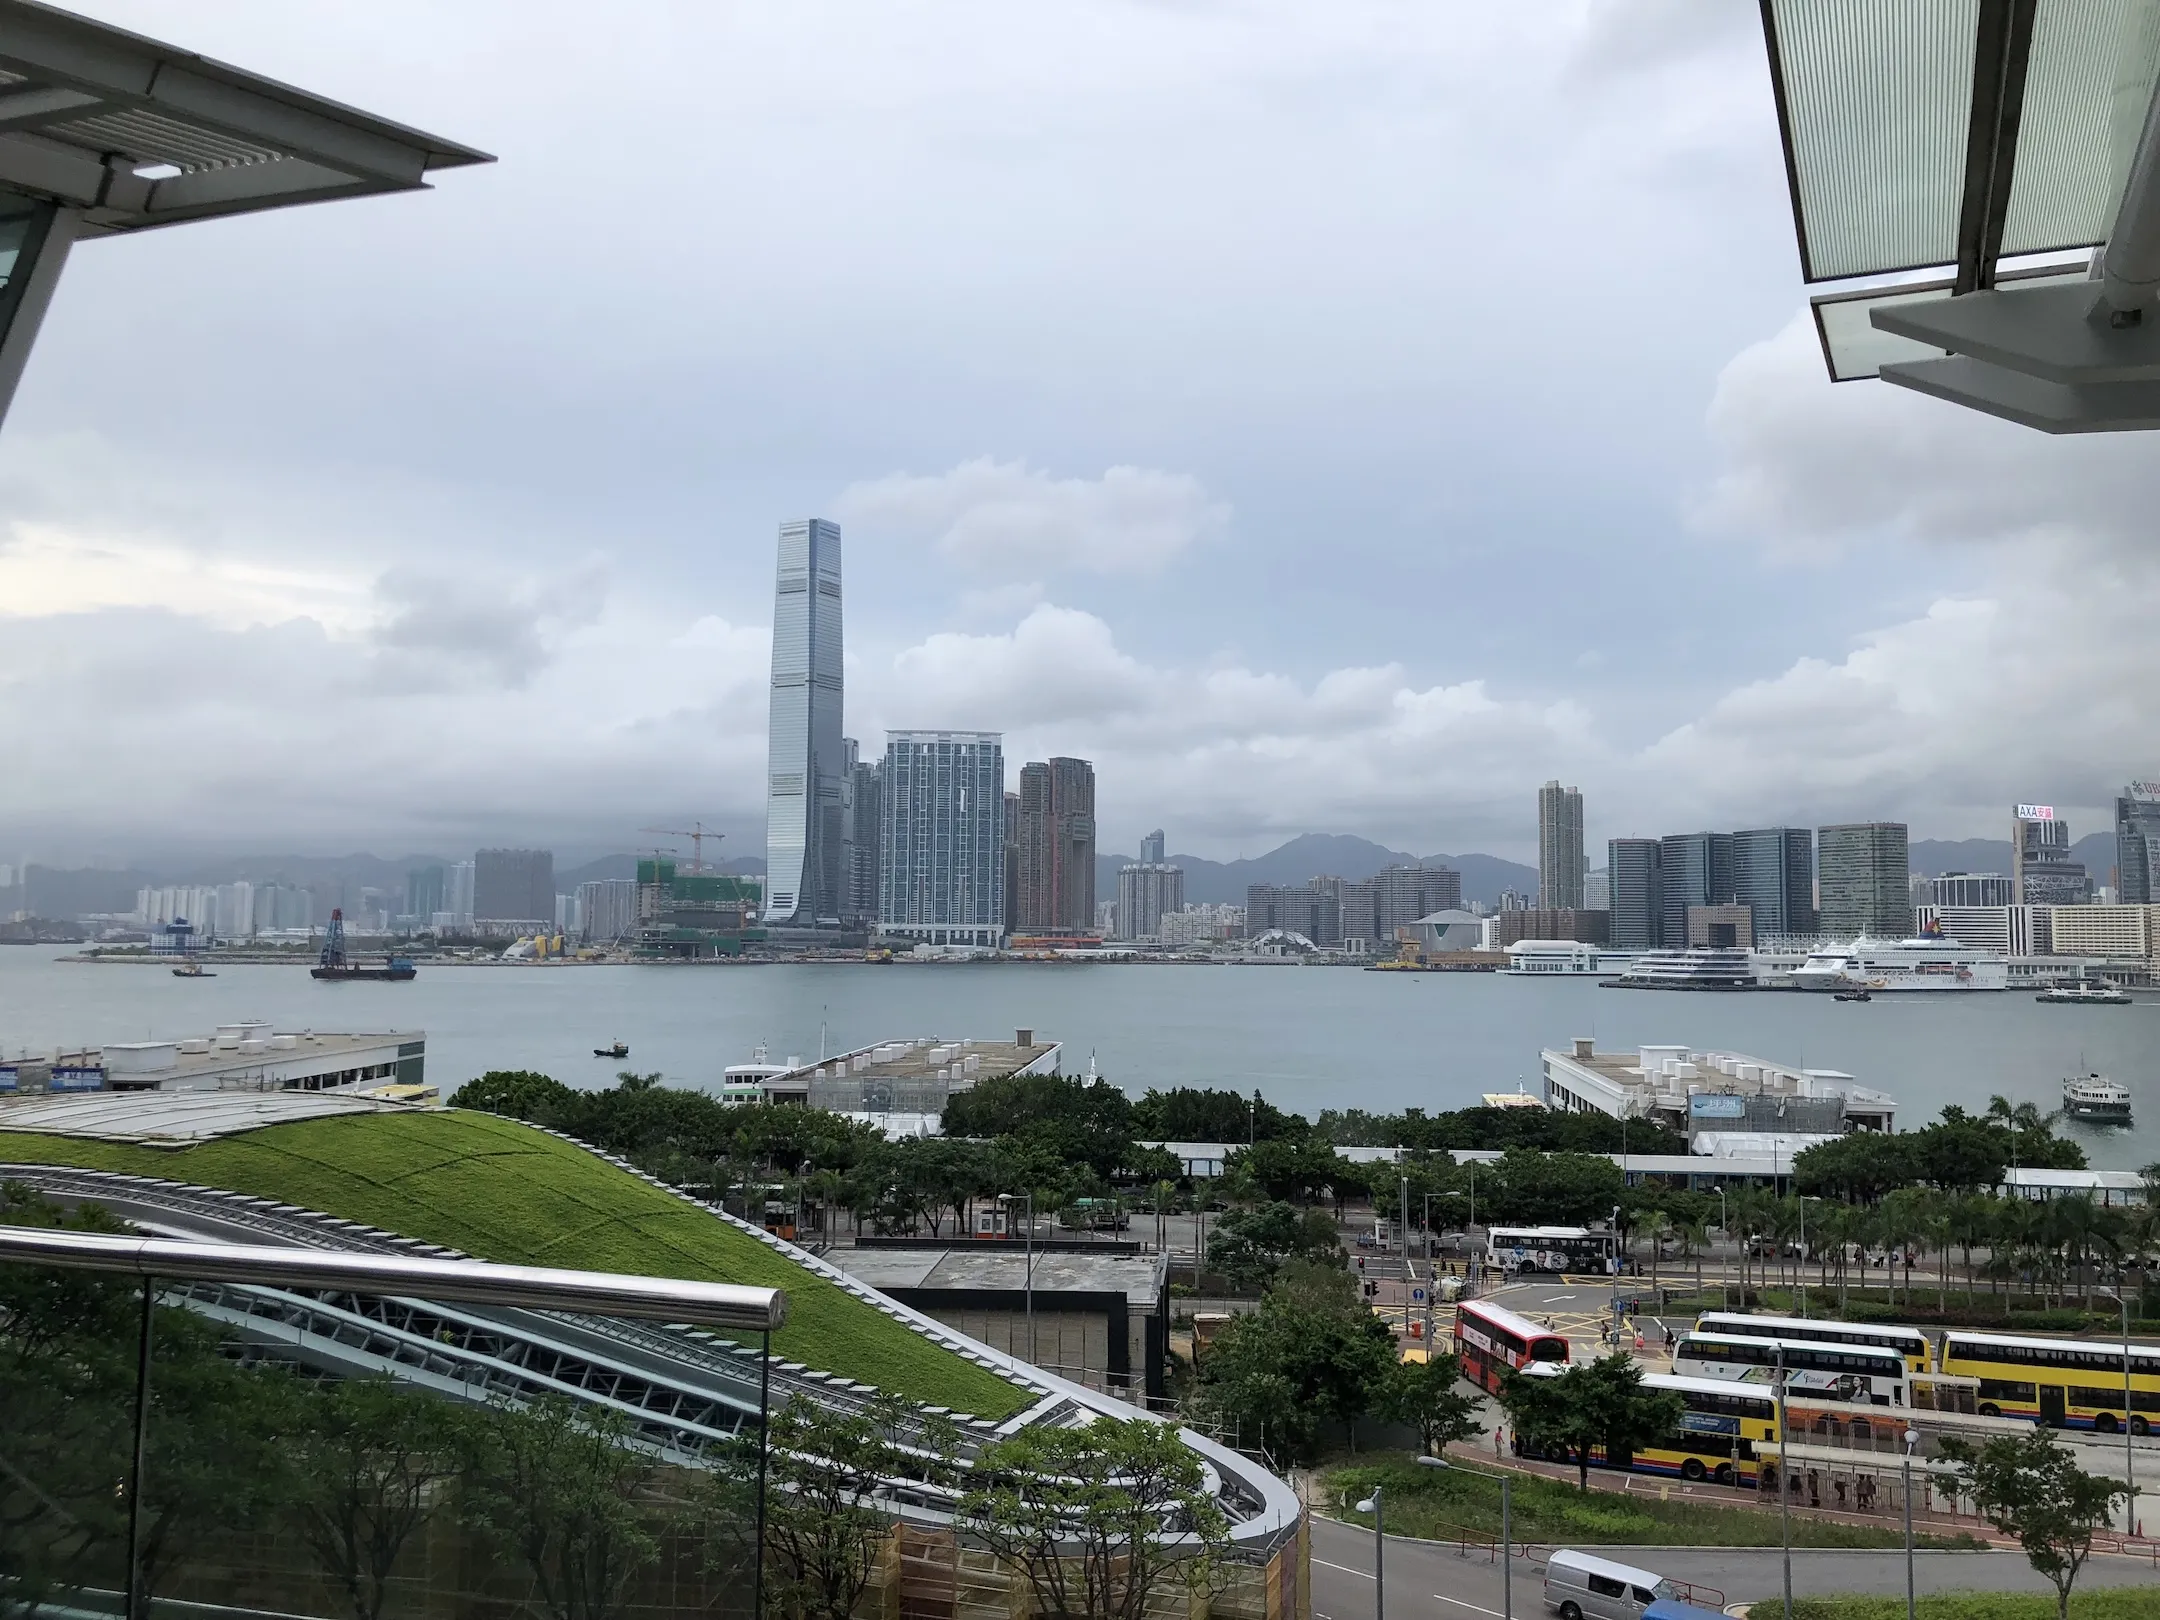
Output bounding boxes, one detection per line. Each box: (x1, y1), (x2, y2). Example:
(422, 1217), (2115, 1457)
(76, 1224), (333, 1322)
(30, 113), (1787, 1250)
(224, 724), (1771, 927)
(2016, 804), (2055, 820)
(2129, 782), (2160, 802)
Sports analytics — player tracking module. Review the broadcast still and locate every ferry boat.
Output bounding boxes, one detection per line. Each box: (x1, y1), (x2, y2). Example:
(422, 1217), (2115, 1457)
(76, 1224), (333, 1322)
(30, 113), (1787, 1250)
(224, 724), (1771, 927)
(2036, 983), (2131, 1005)
(1604, 948), (1755, 990)
(2062, 1072), (2133, 1123)
(1792, 936), (2008, 993)
(1502, 940), (1638, 976)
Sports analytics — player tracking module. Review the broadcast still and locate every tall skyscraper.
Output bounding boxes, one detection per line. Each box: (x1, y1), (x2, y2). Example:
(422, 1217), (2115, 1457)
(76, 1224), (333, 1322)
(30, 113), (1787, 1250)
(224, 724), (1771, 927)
(1657, 831), (1734, 948)
(406, 866), (447, 922)
(2117, 781), (2160, 903)
(1538, 781), (1585, 909)
(2011, 804), (2091, 905)
(878, 731), (1006, 947)
(1372, 865), (1463, 940)
(1116, 862), (1185, 940)
(1140, 828), (1166, 865)
(1817, 822), (1910, 937)
(840, 739), (881, 924)
(1003, 791), (1020, 940)
(764, 518), (845, 926)
(1015, 756), (1096, 932)
(1731, 827), (1816, 938)
(475, 849), (554, 924)
(1607, 838), (1660, 948)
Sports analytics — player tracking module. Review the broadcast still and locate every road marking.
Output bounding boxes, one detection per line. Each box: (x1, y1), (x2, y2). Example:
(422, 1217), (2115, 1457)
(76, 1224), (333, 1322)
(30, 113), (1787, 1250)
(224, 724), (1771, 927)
(1432, 1595), (1506, 1618)
(1545, 1293), (1575, 1300)
(1314, 1558), (1372, 1579)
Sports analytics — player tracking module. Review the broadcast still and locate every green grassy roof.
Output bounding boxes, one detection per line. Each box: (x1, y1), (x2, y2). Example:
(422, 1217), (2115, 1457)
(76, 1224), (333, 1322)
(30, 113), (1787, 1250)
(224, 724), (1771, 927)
(0, 1108), (1028, 1419)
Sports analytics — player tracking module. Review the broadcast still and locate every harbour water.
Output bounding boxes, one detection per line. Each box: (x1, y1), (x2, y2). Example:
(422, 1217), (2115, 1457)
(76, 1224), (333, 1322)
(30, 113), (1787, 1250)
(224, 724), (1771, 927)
(3, 948), (2157, 1168)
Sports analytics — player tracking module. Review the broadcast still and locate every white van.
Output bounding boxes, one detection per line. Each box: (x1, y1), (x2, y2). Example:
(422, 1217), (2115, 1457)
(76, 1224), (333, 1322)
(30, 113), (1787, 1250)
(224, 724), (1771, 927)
(1542, 1550), (1676, 1620)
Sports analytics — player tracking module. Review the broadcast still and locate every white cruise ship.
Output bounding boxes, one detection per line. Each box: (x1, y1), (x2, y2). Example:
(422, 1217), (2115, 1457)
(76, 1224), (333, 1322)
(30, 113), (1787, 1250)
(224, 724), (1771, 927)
(1793, 936), (2009, 993)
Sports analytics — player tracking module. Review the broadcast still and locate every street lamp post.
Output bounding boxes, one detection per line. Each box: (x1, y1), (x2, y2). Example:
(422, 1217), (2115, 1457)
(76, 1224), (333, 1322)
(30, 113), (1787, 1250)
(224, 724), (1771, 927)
(1400, 1174), (1412, 1334)
(999, 1190), (1036, 1364)
(1715, 1187), (1730, 1310)
(1352, 1485), (1384, 1619)
(1902, 1424), (1918, 1620)
(1416, 1455), (1511, 1619)
(2100, 1284), (2138, 1534)
(1422, 1191), (1442, 1344)
(1776, 1342), (1792, 1620)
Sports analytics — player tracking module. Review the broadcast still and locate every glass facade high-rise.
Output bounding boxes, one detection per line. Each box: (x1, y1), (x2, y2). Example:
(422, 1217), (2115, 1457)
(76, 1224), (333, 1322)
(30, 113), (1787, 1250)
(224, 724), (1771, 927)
(1817, 822), (1911, 937)
(878, 731), (1006, 947)
(1731, 827), (1816, 938)
(2117, 782), (2160, 903)
(1140, 828), (1166, 865)
(1656, 831), (1733, 949)
(1608, 838), (1661, 948)
(764, 519), (845, 926)
(1538, 781), (1585, 909)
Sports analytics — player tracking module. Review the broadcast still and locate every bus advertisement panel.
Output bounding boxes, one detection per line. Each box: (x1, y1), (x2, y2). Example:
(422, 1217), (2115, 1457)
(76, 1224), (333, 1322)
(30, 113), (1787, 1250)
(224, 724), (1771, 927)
(1485, 1226), (1617, 1275)
(1674, 1332), (1907, 1406)
(1692, 1312), (1932, 1373)
(1455, 1298), (1570, 1394)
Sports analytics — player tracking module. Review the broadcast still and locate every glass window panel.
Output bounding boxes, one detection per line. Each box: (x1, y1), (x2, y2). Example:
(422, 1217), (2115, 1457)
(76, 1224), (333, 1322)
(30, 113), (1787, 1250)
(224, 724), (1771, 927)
(1812, 266), (2091, 379)
(1769, 0), (1980, 279)
(2001, 0), (2160, 257)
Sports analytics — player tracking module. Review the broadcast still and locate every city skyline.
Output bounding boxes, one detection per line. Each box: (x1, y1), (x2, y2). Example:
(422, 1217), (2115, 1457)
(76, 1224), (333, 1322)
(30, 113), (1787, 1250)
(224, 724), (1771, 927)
(6, 8), (2160, 866)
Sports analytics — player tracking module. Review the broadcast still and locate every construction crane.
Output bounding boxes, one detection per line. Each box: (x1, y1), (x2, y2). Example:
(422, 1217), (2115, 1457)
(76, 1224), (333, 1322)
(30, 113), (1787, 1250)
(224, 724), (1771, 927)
(641, 823), (723, 875)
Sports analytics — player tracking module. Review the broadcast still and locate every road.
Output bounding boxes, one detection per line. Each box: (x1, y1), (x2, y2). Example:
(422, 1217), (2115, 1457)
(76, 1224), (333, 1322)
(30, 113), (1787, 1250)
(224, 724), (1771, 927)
(1308, 1514), (2160, 1620)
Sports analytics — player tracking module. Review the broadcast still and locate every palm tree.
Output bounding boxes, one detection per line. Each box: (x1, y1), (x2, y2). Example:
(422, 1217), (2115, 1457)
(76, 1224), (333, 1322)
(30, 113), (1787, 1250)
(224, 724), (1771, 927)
(1679, 1214), (1712, 1300)
(1815, 1202), (1863, 1316)
(1875, 1189), (1930, 1311)
(1946, 1194), (1996, 1306)
(1918, 1196), (1955, 1314)
(1642, 1210), (1674, 1293)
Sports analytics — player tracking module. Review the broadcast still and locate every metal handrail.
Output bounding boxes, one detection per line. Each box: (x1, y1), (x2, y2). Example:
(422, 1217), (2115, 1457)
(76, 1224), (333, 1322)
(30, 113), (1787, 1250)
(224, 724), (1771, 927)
(0, 1226), (786, 1331)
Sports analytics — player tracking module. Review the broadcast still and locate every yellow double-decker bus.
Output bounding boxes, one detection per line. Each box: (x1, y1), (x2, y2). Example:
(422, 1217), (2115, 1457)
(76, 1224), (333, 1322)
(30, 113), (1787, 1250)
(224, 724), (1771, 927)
(1940, 1331), (2160, 1433)
(1519, 1373), (1777, 1487)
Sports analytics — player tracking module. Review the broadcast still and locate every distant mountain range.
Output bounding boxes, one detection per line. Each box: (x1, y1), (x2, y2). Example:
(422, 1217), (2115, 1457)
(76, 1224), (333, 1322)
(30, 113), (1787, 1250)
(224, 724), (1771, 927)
(1095, 833), (1538, 909)
(6, 828), (2132, 923)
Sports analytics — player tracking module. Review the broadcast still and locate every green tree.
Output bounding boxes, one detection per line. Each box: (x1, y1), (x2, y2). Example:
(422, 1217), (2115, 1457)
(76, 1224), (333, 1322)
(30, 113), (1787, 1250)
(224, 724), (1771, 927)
(1792, 1132), (1919, 1204)
(287, 1379), (469, 1620)
(1933, 1430), (2128, 1620)
(716, 1394), (956, 1620)
(1131, 1087), (1299, 1142)
(1384, 1351), (1482, 1457)
(450, 1068), (576, 1119)
(460, 1397), (660, 1620)
(1498, 1354), (1684, 1494)
(962, 1417), (1230, 1620)
(1205, 1201), (1341, 1290)
(1197, 1260), (1396, 1464)
(1481, 1147), (1624, 1227)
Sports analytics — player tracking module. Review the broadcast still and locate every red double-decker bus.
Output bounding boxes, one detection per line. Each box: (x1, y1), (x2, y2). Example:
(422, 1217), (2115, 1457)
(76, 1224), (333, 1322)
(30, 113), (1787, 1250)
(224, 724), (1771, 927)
(1454, 1298), (1570, 1393)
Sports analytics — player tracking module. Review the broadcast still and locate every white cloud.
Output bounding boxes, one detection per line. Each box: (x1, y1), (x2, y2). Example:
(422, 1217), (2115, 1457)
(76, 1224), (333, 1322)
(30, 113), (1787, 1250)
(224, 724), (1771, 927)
(865, 604), (1594, 850)
(1692, 312), (2160, 559)
(835, 459), (1229, 578)
(1663, 308), (2160, 835)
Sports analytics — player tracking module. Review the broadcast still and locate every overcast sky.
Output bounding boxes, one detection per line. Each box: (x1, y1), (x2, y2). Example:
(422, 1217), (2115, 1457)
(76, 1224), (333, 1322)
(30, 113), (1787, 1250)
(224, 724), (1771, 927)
(5, 0), (2159, 868)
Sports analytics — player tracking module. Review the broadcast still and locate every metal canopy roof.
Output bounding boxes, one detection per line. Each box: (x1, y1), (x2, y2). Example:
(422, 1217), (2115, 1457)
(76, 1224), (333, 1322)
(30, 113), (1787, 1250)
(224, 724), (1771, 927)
(1763, 0), (2160, 429)
(0, 0), (492, 236)
(1764, 0), (2160, 287)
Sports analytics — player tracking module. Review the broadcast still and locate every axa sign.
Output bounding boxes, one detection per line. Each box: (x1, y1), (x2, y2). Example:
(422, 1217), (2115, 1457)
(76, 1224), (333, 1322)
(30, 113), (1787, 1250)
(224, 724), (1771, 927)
(2015, 804), (2055, 820)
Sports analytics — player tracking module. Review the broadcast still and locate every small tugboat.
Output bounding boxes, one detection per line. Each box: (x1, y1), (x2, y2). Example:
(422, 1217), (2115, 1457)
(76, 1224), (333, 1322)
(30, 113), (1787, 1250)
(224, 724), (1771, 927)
(2036, 983), (2131, 1005)
(171, 958), (215, 979)
(1833, 986), (1872, 1002)
(309, 909), (417, 982)
(2063, 1072), (2134, 1123)
(594, 1041), (629, 1058)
